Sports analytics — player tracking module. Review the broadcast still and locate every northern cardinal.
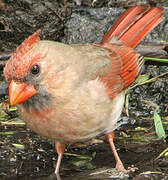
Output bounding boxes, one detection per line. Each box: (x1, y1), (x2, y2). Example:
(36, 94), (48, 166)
(4, 5), (164, 175)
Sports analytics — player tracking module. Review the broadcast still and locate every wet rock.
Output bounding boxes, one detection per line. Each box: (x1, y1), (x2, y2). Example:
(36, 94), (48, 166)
(0, 0), (66, 51)
(62, 7), (123, 44)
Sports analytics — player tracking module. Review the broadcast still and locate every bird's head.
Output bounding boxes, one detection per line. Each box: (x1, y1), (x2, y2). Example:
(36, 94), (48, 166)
(4, 30), (52, 110)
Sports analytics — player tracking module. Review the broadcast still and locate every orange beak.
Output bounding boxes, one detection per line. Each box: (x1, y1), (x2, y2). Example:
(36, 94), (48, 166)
(9, 80), (38, 106)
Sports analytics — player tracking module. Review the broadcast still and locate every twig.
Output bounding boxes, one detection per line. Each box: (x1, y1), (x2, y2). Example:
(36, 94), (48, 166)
(0, 51), (12, 60)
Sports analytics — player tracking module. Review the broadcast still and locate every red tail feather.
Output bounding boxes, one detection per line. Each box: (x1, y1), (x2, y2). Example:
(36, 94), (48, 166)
(101, 5), (164, 48)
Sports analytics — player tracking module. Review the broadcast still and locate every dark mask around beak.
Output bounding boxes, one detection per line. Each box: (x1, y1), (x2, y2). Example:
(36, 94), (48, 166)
(0, 81), (9, 97)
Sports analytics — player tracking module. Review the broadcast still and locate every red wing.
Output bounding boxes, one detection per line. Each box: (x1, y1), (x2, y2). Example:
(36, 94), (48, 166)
(99, 44), (143, 98)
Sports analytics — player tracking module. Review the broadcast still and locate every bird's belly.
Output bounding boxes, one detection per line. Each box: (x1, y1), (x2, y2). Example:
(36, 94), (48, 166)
(18, 91), (125, 143)
(20, 107), (109, 143)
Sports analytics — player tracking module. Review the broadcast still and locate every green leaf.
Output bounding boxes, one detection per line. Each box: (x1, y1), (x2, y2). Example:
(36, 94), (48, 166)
(0, 131), (17, 135)
(0, 120), (25, 126)
(125, 93), (130, 116)
(155, 147), (168, 160)
(135, 74), (150, 83)
(144, 57), (168, 63)
(9, 106), (17, 111)
(72, 160), (95, 169)
(64, 152), (92, 160)
(153, 110), (166, 139)
(12, 143), (25, 150)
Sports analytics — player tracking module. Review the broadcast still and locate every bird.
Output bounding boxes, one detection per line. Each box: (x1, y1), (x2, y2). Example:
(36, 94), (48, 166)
(4, 5), (164, 176)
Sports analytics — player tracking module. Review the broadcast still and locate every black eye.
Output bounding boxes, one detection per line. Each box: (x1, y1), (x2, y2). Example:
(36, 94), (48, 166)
(31, 64), (40, 75)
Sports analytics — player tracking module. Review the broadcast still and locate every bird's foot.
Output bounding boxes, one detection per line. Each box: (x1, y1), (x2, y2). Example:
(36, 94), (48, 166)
(116, 162), (138, 173)
(127, 165), (138, 172)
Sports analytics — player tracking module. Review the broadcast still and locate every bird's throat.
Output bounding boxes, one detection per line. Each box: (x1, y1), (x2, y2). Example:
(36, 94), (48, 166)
(22, 89), (52, 111)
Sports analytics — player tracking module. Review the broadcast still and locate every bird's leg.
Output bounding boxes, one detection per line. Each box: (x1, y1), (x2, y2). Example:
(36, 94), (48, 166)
(105, 132), (127, 173)
(54, 141), (66, 175)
